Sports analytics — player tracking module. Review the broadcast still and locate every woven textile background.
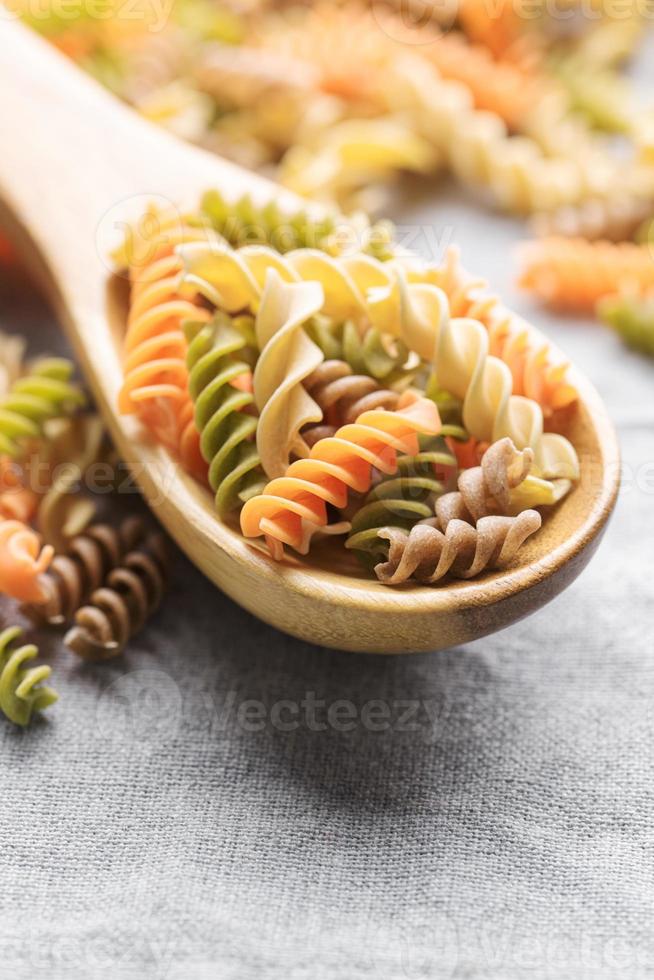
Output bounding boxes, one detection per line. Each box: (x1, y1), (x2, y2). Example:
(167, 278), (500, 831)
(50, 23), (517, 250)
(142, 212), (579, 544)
(1, 51), (653, 980)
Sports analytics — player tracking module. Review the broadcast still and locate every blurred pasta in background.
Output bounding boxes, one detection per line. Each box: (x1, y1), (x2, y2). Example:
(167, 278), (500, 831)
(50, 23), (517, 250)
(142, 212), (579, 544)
(10, 0), (654, 355)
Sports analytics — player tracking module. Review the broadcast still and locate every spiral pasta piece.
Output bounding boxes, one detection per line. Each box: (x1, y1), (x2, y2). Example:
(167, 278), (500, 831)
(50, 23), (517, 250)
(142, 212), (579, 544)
(419, 30), (545, 130)
(0, 626), (58, 726)
(302, 359), (401, 445)
(551, 54), (636, 135)
(426, 248), (578, 413)
(532, 194), (654, 243)
(435, 437), (570, 529)
(519, 238), (654, 312)
(240, 392), (441, 558)
(345, 436), (457, 564)
(458, 0), (540, 60)
(185, 313), (266, 513)
(0, 520), (53, 603)
(598, 292), (654, 357)
(24, 517), (145, 626)
(64, 533), (168, 661)
(0, 357), (84, 459)
(392, 54), (617, 215)
(200, 189), (396, 260)
(117, 208), (213, 473)
(374, 511), (542, 585)
(388, 274), (579, 480)
(305, 319), (416, 386)
(252, 270), (326, 477)
(373, 249), (578, 415)
(176, 239), (386, 325)
(278, 117), (438, 209)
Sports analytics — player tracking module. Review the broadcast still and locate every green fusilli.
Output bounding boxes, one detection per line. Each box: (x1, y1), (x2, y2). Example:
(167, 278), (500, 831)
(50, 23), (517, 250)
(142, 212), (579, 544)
(551, 55), (635, 135)
(345, 436), (458, 567)
(0, 357), (84, 458)
(185, 312), (266, 514)
(306, 318), (416, 386)
(0, 626), (58, 726)
(199, 190), (395, 260)
(598, 294), (654, 357)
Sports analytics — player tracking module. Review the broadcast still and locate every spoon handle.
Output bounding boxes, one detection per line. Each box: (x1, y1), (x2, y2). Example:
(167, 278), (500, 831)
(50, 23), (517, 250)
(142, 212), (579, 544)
(0, 17), (303, 303)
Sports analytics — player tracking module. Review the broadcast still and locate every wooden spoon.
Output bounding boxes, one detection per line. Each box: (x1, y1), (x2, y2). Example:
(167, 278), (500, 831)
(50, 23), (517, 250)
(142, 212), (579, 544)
(0, 19), (619, 653)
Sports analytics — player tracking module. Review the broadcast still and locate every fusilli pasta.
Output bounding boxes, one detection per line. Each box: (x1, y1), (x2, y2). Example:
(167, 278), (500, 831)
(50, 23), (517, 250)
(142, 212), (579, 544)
(64, 533), (168, 661)
(598, 292), (654, 357)
(532, 195), (654, 243)
(185, 313), (266, 512)
(25, 517), (145, 626)
(252, 270), (325, 477)
(0, 625), (58, 726)
(345, 436), (456, 564)
(302, 359), (401, 445)
(35, 414), (106, 551)
(200, 188), (395, 260)
(374, 510), (542, 585)
(177, 238), (578, 420)
(0, 357), (84, 459)
(519, 237), (654, 312)
(305, 319), (415, 386)
(117, 208), (212, 473)
(240, 392), (441, 558)
(0, 456), (38, 523)
(0, 520), (53, 603)
(434, 436), (569, 529)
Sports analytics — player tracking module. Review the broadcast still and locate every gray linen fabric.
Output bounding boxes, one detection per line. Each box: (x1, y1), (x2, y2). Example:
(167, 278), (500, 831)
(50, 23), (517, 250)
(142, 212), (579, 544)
(1, 121), (654, 980)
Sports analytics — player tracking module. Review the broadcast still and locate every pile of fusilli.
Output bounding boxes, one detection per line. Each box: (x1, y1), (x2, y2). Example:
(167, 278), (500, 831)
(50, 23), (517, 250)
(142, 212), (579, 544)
(0, 257), (171, 726)
(20, 0), (654, 357)
(16, 0), (652, 215)
(116, 196), (581, 588)
(0, 194), (585, 725)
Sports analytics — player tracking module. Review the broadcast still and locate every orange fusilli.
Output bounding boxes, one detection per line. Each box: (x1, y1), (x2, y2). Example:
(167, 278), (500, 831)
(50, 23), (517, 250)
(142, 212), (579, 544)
(240, 392), (441, 558)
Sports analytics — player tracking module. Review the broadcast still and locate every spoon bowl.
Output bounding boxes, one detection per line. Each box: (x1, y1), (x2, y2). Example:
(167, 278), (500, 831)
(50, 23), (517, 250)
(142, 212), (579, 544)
(0, 19), (620, 652)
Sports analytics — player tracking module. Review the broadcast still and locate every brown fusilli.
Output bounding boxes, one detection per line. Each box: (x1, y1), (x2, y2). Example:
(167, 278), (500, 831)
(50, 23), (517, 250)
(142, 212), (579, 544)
(25, 517), (145, 626)
(64, 534), (168, 661)
(302, 360), (400, 445)
(374, 511), (542, 585)
(435, 437), (533, 526)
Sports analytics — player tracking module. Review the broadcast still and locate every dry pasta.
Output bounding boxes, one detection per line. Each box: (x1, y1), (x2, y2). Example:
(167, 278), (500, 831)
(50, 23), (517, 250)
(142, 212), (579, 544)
(115, 197), (584, 587)
(185, 313), (266, 513)
(435, 437), (570, 526)
(0, 357), (84, 459)
(519, 238), (654, 312)
(303, 359), (401, 444)
(25, 517), (145, 626)
(0, 520), (54, 603)
(116, 207), (213, 474)
(252, 271), (325, 477)
(240, 392), (441, 558)
(345, 435), (457, 565)
(0, 625), (58, 726)
(598, 292), (654, 357)
(64, 533), (168, 661)
(374, 511), (542, 585)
